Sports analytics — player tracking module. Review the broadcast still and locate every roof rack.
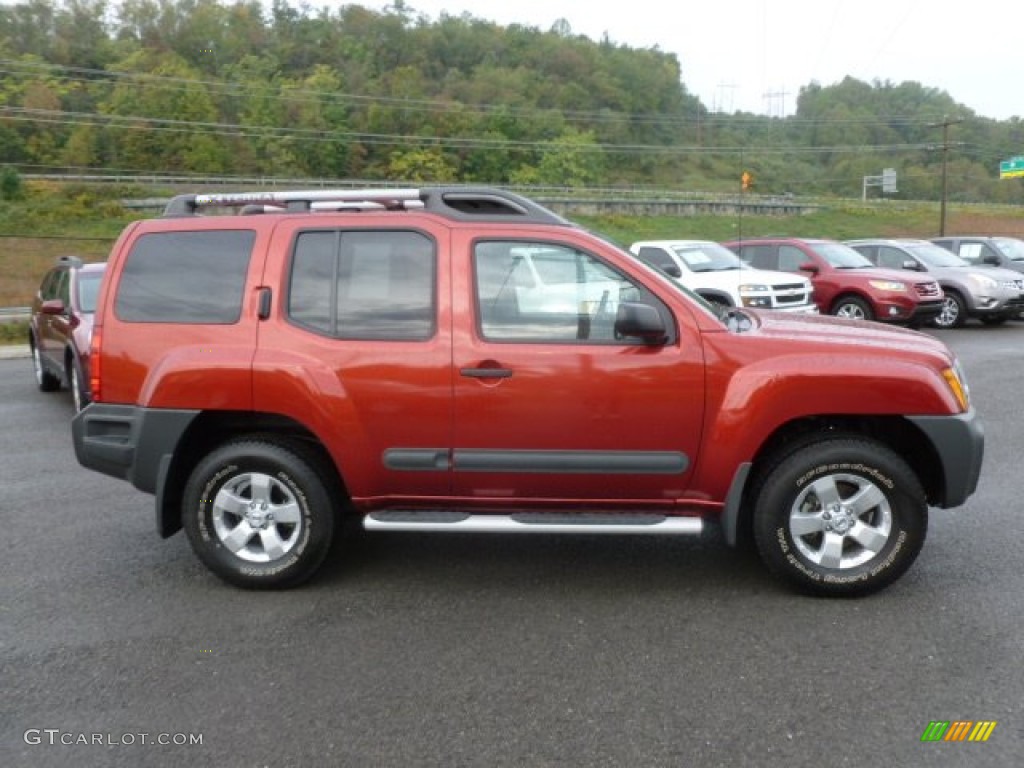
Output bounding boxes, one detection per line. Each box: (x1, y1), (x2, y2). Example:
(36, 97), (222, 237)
(161, 186), (572, 226)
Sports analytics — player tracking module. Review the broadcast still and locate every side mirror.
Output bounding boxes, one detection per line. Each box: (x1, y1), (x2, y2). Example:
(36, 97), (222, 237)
(983, 254), (1000, 266)
(663, 264), (683, 278)
(901, 260), (920, 271)
(41, 299), (66, 316)
(615, 302), (667, 344)
(798, 262), (819, 275)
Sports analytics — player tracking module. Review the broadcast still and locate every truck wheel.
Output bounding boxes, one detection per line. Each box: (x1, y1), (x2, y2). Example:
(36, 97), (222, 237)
(31, 337), (61, 392)
(831, 296), (873, 321)
(182, 439), (336, 589)
(752, 438), (927, 597)
(933, 291), (966, 328)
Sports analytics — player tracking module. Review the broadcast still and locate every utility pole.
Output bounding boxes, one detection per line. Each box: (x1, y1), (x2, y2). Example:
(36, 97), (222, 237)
(929, 115), (963, 236)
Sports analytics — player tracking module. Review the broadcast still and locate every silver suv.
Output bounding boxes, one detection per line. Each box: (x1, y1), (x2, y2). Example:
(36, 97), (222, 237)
(931, 236), (1024, 275)
(846, 238), (1024, 328)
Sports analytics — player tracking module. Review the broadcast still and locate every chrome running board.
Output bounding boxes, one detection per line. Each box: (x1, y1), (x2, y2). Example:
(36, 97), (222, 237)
(364, 511), (702, 535)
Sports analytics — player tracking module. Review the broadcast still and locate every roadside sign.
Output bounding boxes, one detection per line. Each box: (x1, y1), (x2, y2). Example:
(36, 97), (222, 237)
(882, 167), (898, 193)
(999, 156), (1024, 179)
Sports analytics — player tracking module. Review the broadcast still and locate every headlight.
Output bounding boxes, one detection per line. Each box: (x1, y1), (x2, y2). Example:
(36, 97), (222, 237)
(869, 280), (906, 292)
(968, 273), (998, 290)
(943, 360), (970, 412)
(738, 284), (770, 293)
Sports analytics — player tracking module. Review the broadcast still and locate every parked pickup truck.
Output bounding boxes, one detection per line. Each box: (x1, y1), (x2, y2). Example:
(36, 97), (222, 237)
(72, 187), (984, 596)
(630, 239), (817, 313)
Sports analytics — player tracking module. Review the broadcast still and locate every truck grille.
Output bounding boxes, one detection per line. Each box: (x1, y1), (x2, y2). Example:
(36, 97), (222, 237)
(914, 281), (942, 298)
(772, 283), (812, 306)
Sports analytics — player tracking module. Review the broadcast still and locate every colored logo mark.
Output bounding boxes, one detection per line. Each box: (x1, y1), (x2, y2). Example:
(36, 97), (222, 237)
(921, 721), (997, 742)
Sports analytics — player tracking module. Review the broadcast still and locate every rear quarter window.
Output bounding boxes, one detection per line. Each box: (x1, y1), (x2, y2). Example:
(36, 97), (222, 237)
(114, 230), (255, 323)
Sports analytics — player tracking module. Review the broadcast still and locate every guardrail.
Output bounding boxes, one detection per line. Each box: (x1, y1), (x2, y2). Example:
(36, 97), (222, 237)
(0, 307), (30, 321)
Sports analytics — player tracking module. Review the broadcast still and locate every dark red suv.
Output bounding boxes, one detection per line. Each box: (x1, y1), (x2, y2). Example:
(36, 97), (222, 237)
(723, 237), (943, 325)
(29, 256), (106, 411)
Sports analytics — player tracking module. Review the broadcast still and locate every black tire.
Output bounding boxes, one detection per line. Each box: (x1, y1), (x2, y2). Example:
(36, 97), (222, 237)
(31, 337), (61, 392)
(752, 438), (927, 597)
(68, 354), (89, 412)
(182, 439), (337, 589)
(933, 291), (967, 328)
(831, 295), (874, 321)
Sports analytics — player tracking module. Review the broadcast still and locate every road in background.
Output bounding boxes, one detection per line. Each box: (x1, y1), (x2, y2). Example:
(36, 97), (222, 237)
(2, 326), (1021, 767)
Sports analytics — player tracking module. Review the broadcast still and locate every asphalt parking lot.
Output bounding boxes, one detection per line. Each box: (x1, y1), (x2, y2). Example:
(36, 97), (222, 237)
(1, 325), (1021, 768)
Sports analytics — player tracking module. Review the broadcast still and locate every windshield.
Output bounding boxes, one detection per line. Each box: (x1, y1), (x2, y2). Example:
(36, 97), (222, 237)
(994, 237), (1024, 261)
(671, 242), (743, 272)
(77, 271), (103, 313)
(815, 242), (874, 268)
(904, 242), (968, 267)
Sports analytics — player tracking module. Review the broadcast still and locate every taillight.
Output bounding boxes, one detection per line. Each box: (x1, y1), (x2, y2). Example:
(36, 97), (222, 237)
(89, 325), (102, 402)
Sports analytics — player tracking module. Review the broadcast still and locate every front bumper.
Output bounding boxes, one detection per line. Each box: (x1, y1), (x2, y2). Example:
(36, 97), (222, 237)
(907, 407), (984, 508)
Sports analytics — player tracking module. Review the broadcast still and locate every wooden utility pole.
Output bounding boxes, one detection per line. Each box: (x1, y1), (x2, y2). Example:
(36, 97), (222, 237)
(929, 115), (963, 236)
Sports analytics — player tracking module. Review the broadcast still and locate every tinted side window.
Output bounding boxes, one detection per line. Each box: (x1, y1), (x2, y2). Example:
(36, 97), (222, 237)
(877, 247), (906, 270)
(740, 245), (777, 270)
(778, 246), (807, 272)
(39, 269), (59, 300)
(289, 230), (435, 341)
(635, 247), (675, 274)
(115, 230), (255, 323)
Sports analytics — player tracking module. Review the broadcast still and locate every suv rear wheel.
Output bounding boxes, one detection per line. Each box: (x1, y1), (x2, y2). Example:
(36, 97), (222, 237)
(31, 337), (61, 392)
(182, 439), (337, 589)
(752, 438), (927, 597)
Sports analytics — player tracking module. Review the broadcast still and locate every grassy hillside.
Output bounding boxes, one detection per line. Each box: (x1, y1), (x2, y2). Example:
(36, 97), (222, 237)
(3, 183), (1023, 310)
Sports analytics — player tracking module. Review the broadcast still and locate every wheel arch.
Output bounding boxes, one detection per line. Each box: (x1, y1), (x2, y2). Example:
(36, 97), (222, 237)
(828, 291), (873, 314)
(728, 414), (942, 549)
(156, 411), (349, 538)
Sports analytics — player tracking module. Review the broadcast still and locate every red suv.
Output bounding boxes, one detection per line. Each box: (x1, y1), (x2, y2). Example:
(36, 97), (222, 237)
(29, 256), (106, 411)
(72, 188), (983, 596)
(723, 237), (943, 325)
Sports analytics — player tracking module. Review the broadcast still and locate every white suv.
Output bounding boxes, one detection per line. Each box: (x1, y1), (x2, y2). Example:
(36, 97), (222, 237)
(630, 240), (816, 313)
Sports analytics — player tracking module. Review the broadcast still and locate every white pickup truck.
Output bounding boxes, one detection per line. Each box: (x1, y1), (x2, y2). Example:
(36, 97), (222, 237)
(630, 239), (817, 313)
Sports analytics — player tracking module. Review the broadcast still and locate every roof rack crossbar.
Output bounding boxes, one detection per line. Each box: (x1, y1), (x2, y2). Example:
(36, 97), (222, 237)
(161, 186), (572, 226)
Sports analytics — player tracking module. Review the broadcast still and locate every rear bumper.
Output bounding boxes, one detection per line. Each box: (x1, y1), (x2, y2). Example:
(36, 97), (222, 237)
(72, 403), (199, 494)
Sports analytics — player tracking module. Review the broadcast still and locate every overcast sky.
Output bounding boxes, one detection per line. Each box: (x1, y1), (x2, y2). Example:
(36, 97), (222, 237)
(339, 0), (1021, 120)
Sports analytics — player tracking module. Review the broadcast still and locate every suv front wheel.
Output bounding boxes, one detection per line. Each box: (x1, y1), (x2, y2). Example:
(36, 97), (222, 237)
(753, 438), (927, 597)
(182, 439), (337, 589)
(933, 291), (967, 328)
(831, 296), (873, 321)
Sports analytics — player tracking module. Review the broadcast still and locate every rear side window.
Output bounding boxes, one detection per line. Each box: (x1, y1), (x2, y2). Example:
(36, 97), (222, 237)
(115, 230), (255, 323)
(288, 230), (435, 340)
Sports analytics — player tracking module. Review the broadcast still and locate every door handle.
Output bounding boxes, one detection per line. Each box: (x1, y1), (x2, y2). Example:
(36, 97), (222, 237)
(460, 367), (513, 379)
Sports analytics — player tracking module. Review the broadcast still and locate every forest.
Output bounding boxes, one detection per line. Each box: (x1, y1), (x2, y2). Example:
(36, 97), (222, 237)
(1, 0), (1023, 203)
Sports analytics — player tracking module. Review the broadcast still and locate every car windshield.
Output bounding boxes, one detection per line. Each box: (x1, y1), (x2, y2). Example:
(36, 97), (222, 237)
(77, 271), (103, 313)
(671, 243), (743, 272)
(903, 242), (968, 267)
(994, 237), (1024, 261)
(815, 242), (874, 269)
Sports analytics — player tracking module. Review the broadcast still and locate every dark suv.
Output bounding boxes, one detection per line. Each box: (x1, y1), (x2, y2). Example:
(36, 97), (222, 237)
(722, 237), (943, 325)
(29, 256), (106, 411)
(72, 188), (983, 596)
